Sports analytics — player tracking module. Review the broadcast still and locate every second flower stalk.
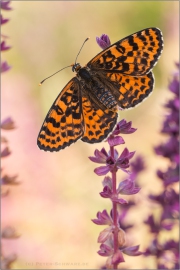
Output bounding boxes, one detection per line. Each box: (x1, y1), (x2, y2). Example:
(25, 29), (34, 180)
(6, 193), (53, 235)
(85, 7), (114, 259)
(90, 119), (142, 269)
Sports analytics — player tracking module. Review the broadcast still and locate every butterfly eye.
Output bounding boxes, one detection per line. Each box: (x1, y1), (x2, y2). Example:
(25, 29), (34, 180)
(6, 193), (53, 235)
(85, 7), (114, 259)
(72, 63), (81, 72)
(72, 65), (76, 72)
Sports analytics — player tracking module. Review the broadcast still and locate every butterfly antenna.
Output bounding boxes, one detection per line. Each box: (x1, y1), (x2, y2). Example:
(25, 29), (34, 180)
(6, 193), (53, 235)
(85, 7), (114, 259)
(39, 37), (89, 85)
(75, 37), (90, 64)
(39, 65), (72, 85)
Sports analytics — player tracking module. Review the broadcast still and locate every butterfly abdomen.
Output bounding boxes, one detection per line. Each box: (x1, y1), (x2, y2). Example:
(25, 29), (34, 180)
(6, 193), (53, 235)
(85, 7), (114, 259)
(92, 83), (117, 111)
(78, 67), (117, 111)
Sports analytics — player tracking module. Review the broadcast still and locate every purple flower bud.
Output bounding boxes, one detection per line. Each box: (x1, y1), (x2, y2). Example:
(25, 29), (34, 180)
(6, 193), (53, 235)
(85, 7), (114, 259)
(92, 210), (113, 226)
(108, 148), (119, 159)
(149, 188), (179, 220)
(106, 156), (115, 165)
(161, 221), (174, 231)
(157, 167), (179, 186)
(94, 165), (111, 176)
(102, 176), (112, 189)
(1, 41), (11, 51)
(154, 137), (179, 160)
(144, 215), (159, 233)
(1, 117), (15, 130)
(96, 34), (111, 50)
(1, 226), (19, 239)
(1, 146), (11, 157)
(131, 155), (146, 174)
(98, 243), (113, 257)
(1, 61), (11, 72)
(161, 115), (179, 135)
(119, 148), (135, 160)
(117, 179), (140, 195)
(107, 135), (125, 147)
(1, 0), (12, 10)
(98, 227), (113, 243)
(112, 250), (125, 264)
(144, 239), (159, 256)
(89, 148), (108, 164)
(1, 174), (19, 185)
(112, 120), (137, 136)
(100, 186), (112, 198)
(163, 239), (179, 251)
(112, 197), (128, 205)
(116, 148), (135, 172)
(1, 253), (17, 269)
(169, 78), (179, 96)
(1, 15), (9, 25)
(122, 245), (142, 256)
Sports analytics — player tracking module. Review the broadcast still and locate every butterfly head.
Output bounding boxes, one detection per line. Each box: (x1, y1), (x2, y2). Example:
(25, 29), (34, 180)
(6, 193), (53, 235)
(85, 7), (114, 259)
(72, 63), (81, 73)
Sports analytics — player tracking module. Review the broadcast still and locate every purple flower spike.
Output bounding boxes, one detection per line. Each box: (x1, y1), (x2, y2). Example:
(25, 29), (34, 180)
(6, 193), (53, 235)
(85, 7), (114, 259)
(144, 64), (179, 270)
(91, 35), (142, 267)
(96, 34), (111, 50)
(1, 3), (19, 269)
(89, 116), (141, 267)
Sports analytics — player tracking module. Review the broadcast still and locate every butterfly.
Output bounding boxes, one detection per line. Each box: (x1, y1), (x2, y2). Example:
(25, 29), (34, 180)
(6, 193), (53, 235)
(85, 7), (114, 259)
(37, 27), (163, 152)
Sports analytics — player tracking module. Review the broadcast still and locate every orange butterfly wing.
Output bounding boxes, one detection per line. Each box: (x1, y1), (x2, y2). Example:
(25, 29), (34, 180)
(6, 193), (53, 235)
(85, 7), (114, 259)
(81, 94), (118, 143)
(105, 71), (154, 109)
(37, 78), (84, 151)
(88, 28), (163, 76)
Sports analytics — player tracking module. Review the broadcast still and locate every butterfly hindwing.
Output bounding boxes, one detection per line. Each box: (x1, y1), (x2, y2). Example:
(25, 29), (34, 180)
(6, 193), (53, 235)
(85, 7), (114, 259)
(88, 27), (163, 76)
(37, 78), (84, 151)
(81, 94), (118, 143)
(105, 71), (154, 109)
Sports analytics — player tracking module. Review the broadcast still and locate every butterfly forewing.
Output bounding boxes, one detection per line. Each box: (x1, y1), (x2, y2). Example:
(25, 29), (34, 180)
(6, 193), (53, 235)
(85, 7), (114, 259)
(88, 28), (163, 76)
(37, 78), (84, 151)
